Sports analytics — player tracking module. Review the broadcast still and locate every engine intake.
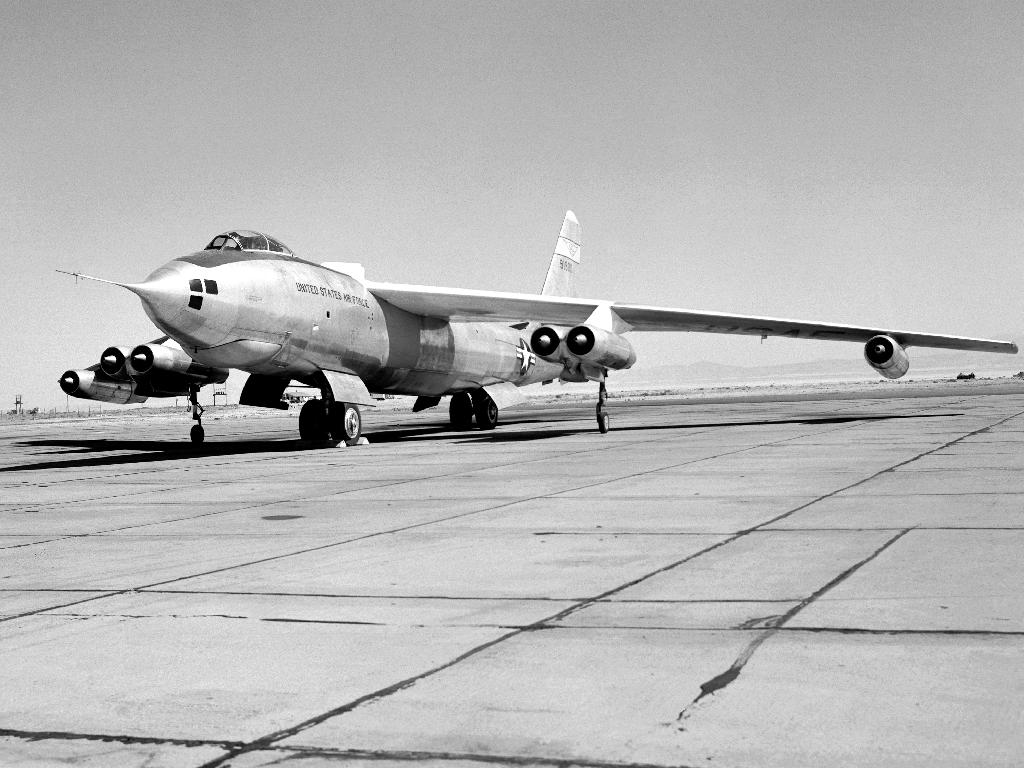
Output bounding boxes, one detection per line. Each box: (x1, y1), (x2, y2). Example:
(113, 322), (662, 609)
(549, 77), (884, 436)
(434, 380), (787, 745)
(530, 326), (563, 360)
(565, 325), (636, 370)
(864, 335), (910, 379)
(99, 346), (131, 378)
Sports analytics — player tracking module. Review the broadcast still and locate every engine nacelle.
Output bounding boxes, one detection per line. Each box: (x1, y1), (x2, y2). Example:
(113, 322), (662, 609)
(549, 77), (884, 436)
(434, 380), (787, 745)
(564, 325), (637, 370)
(99, 346), (132, 378)
(129, 344), (229, 385)
(59, 370), (147, 404)
(530, 326), (563, 361)
(864, 335), (910, 379)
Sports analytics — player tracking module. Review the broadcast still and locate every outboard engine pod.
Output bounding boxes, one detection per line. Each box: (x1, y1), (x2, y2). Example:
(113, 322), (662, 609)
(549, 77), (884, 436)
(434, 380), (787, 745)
(864, 334), (910, 379)
(530, 326), (562, 359)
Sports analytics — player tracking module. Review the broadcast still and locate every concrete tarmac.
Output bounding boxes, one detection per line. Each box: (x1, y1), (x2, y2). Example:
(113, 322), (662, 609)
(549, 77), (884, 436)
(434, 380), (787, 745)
(2, 385), (1023, 767)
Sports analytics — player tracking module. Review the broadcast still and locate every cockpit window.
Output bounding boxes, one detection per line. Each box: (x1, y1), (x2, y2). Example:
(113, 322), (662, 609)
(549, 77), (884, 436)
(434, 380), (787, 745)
(203, 230), (294, 256)
(234, 232), (268, 252)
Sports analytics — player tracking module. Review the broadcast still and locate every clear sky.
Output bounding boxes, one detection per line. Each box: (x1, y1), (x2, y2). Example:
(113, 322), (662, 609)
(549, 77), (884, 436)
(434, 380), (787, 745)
(2, 1), (1022, 410)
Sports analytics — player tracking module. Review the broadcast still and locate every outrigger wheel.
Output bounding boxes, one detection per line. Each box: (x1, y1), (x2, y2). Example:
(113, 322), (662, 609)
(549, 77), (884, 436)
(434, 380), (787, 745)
(188, 384), (206, 444)
(597, 379), (610, 434)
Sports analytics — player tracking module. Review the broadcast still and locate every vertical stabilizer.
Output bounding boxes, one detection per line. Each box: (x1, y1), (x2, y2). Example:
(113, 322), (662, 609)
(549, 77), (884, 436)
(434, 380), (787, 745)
(540, 210), (581, 297)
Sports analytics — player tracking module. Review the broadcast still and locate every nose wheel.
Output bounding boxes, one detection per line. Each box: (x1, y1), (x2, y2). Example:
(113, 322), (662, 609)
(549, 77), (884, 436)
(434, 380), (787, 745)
(188, 384), (206, 443)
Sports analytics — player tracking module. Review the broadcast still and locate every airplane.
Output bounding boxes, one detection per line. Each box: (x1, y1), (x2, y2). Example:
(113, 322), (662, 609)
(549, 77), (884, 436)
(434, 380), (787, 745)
(59, 212), (1017, 445)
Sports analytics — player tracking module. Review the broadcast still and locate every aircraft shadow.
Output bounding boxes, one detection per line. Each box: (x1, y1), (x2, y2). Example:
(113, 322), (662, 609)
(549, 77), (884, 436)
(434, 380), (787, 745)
(3, 438), (322, 473)
(4, 412), (955, 471)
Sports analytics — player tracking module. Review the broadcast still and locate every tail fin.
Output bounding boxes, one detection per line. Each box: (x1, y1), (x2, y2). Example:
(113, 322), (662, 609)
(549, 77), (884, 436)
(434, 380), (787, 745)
(540, 210), (581, 297)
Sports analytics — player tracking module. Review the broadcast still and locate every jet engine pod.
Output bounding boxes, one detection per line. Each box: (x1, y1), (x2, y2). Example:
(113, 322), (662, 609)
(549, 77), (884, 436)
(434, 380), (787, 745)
(99, 346), (132, 378)
(59, 369), (147, 404)
(864, 334), (910, 379)
(530, 326), (563, 360)
(129, 344), (229, 384)
(564, 325), (637, 370)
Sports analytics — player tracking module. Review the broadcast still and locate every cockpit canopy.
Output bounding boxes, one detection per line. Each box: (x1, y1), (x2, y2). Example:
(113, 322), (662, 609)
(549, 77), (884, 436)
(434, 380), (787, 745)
(204, 231), (294, 255)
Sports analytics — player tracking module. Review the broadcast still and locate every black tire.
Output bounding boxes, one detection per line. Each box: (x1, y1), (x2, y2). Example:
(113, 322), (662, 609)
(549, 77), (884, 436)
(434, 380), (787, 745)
(330, 402), (362, 446)
(299, 398), (329, 441)
(190, 424), (205, 444)
(472, 390), (498, 430)
(597, 412), (610, 433)
(449, 392), (474, 430)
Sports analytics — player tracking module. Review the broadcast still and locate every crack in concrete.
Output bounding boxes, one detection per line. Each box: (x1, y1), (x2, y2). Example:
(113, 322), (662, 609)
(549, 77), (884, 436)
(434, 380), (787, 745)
(0, 726), (240, 750)
(672, 405), (1024, 727)
(779, 626), (1024, 637)
(676, 527), (913, 727)
(266, 744), (703, 768)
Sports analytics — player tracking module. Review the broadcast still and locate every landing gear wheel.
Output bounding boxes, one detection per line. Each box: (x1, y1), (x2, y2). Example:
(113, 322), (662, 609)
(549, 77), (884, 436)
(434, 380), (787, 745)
(449, 392), (474, 430)
(299, 398), (330, 441)
(472, 391), (499, 430)
(596, 378), (610, 434)
(187, 384), (207, 443)
(329, 402), (362, 446)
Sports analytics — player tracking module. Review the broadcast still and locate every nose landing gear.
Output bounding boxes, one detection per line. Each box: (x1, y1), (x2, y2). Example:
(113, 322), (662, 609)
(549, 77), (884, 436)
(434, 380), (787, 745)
(188, 384), (206, 444)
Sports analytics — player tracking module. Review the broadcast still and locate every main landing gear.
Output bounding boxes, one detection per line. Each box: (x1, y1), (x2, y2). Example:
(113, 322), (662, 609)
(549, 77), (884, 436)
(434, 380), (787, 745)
(448, 389), (498, 431)
(298, 397), (362, 446)
(189, 384), (205, 444)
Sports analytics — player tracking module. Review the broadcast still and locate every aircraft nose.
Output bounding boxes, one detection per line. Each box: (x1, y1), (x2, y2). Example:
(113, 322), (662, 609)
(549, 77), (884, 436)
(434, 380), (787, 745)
(124, 262), (191, 327)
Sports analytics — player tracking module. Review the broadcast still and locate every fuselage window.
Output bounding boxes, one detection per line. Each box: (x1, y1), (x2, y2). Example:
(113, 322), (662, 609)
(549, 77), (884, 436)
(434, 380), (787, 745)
(189, 278), (202, 292)
(188, 295), (203, 310)
(204, 279), (218, 294)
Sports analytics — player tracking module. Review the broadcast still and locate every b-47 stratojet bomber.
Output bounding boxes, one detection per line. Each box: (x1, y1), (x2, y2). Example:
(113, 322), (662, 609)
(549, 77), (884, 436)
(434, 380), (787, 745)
(60, 212), (1017, 444)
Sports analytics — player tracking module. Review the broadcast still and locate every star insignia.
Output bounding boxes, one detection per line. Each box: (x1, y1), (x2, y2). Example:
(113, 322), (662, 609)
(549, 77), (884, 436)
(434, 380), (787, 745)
(515, 338), (536, 375)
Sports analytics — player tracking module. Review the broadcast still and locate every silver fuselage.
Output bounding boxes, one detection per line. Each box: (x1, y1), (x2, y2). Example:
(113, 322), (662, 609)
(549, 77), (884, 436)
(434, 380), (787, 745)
(140, 250), (560, 395)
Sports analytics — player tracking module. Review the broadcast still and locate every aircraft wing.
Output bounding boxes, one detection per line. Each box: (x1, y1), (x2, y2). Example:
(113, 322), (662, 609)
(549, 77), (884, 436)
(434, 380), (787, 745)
(366, 281), (1017, 354)
(367, 282), (597, 325)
